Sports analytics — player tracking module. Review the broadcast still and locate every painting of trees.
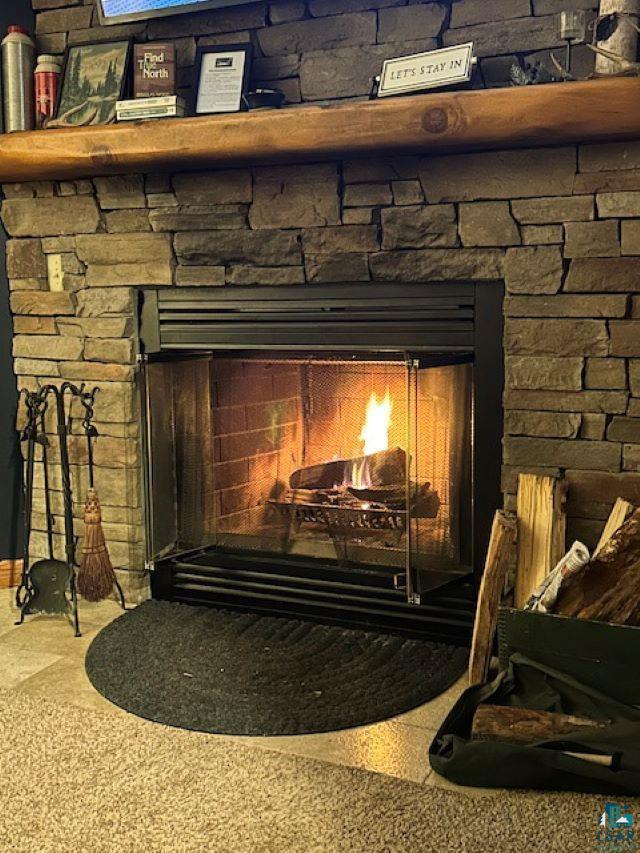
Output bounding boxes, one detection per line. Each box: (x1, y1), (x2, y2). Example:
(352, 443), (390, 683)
(57, 41), (130, 126)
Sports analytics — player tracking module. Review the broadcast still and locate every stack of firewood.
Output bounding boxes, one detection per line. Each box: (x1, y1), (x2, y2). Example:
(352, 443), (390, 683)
(464, 476), (640, 768)
(554, 499), (640, 626)
(468, 475), (640, 686)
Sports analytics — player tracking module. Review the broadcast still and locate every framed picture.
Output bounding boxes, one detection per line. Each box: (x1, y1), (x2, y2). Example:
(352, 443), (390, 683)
(191, 43), (252, 116)
(55, 40), (131, 127)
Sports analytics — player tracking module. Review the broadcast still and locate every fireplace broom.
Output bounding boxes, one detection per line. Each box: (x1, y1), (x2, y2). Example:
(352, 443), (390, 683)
(77, 390), (125, 608)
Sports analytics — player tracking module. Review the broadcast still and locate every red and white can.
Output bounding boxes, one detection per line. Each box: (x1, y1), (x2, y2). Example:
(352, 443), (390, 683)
(34, 54), (61, 128)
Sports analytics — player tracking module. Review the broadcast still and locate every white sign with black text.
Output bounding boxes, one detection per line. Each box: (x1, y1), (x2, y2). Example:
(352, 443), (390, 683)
(196, 49), (247, 114)
(378, 43), (475, 97)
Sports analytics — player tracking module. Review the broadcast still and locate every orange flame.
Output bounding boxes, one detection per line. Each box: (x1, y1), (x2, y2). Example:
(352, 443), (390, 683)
(359, 389), (392, 456)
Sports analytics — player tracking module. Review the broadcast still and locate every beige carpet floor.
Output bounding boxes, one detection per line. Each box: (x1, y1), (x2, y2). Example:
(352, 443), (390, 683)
(0, 689), (636, 853)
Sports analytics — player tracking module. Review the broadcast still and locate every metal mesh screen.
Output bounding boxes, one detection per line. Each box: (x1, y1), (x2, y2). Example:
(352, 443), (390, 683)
(147, 354), (473, 578)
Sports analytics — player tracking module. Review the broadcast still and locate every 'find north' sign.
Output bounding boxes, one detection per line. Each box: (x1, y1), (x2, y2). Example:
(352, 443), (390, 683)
(378, 43), (475, 98)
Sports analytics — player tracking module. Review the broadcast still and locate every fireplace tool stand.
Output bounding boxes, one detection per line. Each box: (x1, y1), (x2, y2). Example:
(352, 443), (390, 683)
(16, 383), (98, 637)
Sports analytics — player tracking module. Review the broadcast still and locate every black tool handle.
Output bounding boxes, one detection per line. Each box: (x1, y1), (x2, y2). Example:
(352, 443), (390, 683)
(40, 411), (54, 561)
(79, 387), (99, 489)
(17, 387), (49, 607)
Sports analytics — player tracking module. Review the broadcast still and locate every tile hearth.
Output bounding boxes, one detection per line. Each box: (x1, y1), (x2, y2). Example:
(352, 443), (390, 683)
(0, 588), (485, 792)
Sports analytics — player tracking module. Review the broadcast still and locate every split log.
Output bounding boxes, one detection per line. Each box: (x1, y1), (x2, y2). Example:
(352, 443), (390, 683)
(554, 498), (634, 615)
(594, 498), (635, 557)
(577, 560), (640, 623)
(471, 704), (607, 744)
(514, 474), (566, 609)
(556, 506), (640, 618)
(290, 446), (406, 491)
(468, 511), (517, 686)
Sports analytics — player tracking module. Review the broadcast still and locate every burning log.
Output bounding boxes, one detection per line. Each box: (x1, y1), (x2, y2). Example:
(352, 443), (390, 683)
(290, 446), (406, 491)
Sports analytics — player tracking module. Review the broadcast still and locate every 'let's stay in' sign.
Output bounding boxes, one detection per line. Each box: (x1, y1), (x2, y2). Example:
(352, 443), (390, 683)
(378, 43), (474, 97)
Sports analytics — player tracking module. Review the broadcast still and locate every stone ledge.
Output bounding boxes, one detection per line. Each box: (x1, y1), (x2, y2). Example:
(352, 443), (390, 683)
(504, 389), (628, 414)
(504, 294), (628, 318)
(76, 233), (172, 264)
(10, 291), (75, 316)
(504, 318), (609, 356)
(1, 197), (100, 237)
(565, 257), (640, 291)
(565, 469), (640, 504)
(369, 248), (503, 280)
(13, 334), (83, 361)
(504, 436), (621, 471)
(504, 410), (581, 439)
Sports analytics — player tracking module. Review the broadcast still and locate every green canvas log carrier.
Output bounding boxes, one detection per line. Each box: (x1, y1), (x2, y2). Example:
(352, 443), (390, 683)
(429, 608), (640, 795)
(429, 655), (640, 794)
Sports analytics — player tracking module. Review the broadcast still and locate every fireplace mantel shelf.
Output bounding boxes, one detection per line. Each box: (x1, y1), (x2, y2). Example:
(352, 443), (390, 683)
(1, 77), (639, 182)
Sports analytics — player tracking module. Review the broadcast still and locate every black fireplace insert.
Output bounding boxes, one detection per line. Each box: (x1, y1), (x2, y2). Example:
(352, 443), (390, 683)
(138, 282), (503, 642)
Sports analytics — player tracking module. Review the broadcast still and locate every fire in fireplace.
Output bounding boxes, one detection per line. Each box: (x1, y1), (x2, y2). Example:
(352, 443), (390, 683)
(139, 283), (503, 640)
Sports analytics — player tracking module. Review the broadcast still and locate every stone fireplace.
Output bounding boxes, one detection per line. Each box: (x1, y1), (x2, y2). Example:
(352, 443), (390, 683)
(6, 143), (640, 625)
(5, 0), (640, 626)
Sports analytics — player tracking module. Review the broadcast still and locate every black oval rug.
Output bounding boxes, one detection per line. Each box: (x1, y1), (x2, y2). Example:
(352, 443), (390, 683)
(86, 600), (468, 736)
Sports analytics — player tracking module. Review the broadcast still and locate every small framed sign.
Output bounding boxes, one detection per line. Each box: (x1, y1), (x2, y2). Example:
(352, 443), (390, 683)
(191, 43), (252, 115)
(378, 43), (475, 98)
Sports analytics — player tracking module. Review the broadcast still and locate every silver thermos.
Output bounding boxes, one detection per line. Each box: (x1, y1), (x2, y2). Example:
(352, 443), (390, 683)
(2, 25), (35, 133)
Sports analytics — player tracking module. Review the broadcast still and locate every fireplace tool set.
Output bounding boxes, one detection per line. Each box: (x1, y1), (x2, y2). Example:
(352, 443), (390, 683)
(16, 382), (125, 637)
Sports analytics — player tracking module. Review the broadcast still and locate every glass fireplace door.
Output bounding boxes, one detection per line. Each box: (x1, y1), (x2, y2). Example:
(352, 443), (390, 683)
(143, 352), (473, 602)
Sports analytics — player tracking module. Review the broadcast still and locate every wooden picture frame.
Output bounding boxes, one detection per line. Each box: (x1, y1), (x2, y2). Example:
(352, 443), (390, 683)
(55, 39), (131, 127)
(190, 43), (253, 116)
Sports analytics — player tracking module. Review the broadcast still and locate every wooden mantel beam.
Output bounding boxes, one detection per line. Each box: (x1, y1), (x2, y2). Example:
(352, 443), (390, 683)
(1, 77), (639, 182)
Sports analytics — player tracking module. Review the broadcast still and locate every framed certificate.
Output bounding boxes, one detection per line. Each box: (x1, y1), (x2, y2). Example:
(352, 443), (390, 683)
(192, 43), (252, 115)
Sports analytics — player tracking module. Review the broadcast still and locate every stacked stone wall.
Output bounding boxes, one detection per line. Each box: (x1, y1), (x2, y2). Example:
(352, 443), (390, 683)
(33, 0), (598, 105)
(5, 141), (640, 581)
(6, 0), (640, 588)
